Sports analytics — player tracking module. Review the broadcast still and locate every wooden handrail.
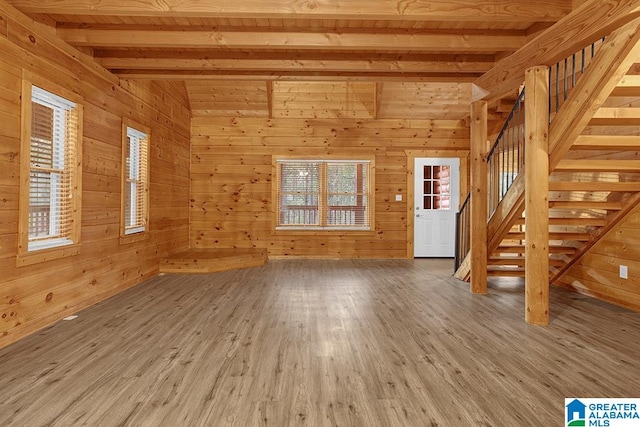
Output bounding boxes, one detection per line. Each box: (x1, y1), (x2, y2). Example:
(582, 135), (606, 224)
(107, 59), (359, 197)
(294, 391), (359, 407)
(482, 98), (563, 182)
(486, 89), (526, 217)
(473, 0), (640, 104)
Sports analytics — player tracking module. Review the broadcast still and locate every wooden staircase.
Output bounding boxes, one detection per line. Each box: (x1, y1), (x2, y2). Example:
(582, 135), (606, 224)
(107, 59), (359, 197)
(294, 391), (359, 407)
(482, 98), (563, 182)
(485, 67), (640, 281)
(456, 26), (640, 286)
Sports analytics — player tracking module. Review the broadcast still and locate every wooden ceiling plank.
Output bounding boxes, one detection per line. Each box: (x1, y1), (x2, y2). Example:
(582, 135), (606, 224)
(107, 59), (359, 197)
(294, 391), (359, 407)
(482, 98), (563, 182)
(56, 28), (525, 52)
(6, 0), (571, 21)
(474, 0), (640, 103)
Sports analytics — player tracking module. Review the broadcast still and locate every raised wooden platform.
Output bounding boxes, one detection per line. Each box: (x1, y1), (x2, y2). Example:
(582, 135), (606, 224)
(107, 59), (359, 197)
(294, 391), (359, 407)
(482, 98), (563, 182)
(159, 249), (268, 274)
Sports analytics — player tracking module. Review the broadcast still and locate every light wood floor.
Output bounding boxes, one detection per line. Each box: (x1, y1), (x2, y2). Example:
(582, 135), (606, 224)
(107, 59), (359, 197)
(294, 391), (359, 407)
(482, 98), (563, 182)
(1, 259), (639, 426)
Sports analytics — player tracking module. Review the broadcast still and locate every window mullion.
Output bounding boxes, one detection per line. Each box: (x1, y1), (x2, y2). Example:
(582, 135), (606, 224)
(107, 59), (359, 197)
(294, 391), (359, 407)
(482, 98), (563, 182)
(356, 162), (364, 224)
(319, 162), (327, 228)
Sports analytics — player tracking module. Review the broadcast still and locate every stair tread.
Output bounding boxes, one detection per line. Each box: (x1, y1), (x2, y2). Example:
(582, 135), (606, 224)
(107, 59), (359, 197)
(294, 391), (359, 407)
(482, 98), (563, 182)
(555, 159), (640, 172)
(610, 75), (640, 96)
(590, 107), (640, 126)
(496, 245), (577, 253)
(488, 257), (567, 266)
(549, 181), (639, 192)
(549, 201), (622, 210)
(513, 216), (606, 226)
(572, 135), (640, 150)
(506, 232), (592, 240)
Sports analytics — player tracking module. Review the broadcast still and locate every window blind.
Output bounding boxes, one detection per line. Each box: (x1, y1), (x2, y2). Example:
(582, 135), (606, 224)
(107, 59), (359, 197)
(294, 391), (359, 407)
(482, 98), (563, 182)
(28, 86), (79, 251)
(124, 126), (149, 235)
(276, 159), (370, 230)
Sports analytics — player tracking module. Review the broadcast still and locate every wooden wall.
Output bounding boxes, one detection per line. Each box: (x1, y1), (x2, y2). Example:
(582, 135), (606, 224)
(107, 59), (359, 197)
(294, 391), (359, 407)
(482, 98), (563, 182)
(272, 82), (375, 119)
(378, 82), (471, 120)
(558, 203), (640, 311)
(185, 81), (268, 117)
(185, 81), (473, 121)
(191, 116), (469, 258)
(0, 2), (190, 348)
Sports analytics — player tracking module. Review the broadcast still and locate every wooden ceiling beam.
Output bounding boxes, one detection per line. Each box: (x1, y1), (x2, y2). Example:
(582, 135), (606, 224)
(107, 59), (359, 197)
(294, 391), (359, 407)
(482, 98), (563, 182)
(95, 57), (494, 74)
(474, 0), (640, 103)
(56, 28), (525, 52)
(93, 49), (496, 61)
(6, 0), (571, 21)
(114, 71), (478, 82)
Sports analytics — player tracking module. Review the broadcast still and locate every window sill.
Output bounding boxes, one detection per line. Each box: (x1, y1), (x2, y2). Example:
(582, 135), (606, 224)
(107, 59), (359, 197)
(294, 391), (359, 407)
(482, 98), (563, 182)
(16, 243), (81, 267)
(272, 228), (375, 236)
(119, 232), (149, 245)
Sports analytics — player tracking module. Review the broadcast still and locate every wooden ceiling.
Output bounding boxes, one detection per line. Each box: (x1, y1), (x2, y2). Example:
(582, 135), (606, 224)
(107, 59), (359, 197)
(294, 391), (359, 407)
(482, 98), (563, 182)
(5, 0), (576, 82)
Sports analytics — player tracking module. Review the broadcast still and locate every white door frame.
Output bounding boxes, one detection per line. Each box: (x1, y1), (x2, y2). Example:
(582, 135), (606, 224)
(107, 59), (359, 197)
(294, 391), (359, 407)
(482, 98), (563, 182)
(405, 151), (468, 259)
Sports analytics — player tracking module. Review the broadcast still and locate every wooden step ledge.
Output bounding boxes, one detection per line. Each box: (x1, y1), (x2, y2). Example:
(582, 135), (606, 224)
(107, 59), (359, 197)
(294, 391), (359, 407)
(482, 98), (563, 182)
(549, 181), (639, 192)
(488, 257), (567, 267)
(495, 245), (578, 254)
(589, 108), (640, 126)
(555, 159), (640, 172)
(610, 75), (640, 97)
(571, 135), (640, 151)
(487, 266), (554, 278)
(159, 248), (268, 274)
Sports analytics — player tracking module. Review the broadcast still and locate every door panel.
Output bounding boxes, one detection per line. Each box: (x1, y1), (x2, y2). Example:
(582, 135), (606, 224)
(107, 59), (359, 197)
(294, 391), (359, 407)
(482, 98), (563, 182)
(414, 158), (460, 257)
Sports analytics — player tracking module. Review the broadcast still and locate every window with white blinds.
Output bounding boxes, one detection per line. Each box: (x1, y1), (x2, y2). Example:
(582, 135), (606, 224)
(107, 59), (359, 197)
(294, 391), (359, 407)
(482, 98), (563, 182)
(26, 86), (80, 252)
(276, 159), (371, 230)
(122, 125), (149, 235)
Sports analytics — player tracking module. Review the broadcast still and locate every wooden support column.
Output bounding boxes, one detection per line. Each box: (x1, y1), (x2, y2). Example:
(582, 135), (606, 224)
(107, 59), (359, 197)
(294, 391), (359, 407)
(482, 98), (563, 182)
(470, 101), (488, 294)
(524, 66), (550, 325)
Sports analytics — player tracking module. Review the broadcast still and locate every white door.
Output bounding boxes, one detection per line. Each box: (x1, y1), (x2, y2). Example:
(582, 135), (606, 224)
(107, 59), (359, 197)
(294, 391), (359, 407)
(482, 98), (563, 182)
(414, 158), (460, 257)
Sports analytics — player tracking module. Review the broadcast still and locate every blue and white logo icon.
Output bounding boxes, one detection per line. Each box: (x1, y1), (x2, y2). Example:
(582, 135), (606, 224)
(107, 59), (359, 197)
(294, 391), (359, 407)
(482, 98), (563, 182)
(565, 398), (640, 427)
(566, 399), (587, 426)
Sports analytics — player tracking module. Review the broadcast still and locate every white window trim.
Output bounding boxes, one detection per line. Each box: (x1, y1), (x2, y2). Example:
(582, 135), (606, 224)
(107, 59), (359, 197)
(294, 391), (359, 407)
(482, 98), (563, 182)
(125, 225), (146, 236)
(121, 121), (150, 240)
(28, 237), (74, 252)
(29, 86), (76, 251)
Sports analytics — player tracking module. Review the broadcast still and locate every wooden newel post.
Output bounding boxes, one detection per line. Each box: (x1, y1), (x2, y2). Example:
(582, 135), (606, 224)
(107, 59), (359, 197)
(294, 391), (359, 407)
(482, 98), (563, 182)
(470, 101), (488, 294)
(524, 66), (550, 325)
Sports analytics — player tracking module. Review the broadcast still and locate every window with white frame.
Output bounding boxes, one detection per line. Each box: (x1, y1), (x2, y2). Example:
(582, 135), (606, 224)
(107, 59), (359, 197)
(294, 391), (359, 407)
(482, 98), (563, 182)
(122, 124), (149, 235)
(275, 159), (372, 230)
(24, 86), (81, 252)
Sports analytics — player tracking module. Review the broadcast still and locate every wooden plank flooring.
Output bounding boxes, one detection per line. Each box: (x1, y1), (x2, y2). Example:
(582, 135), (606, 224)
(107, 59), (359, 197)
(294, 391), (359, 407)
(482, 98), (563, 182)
(0, 259), (639, 426)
